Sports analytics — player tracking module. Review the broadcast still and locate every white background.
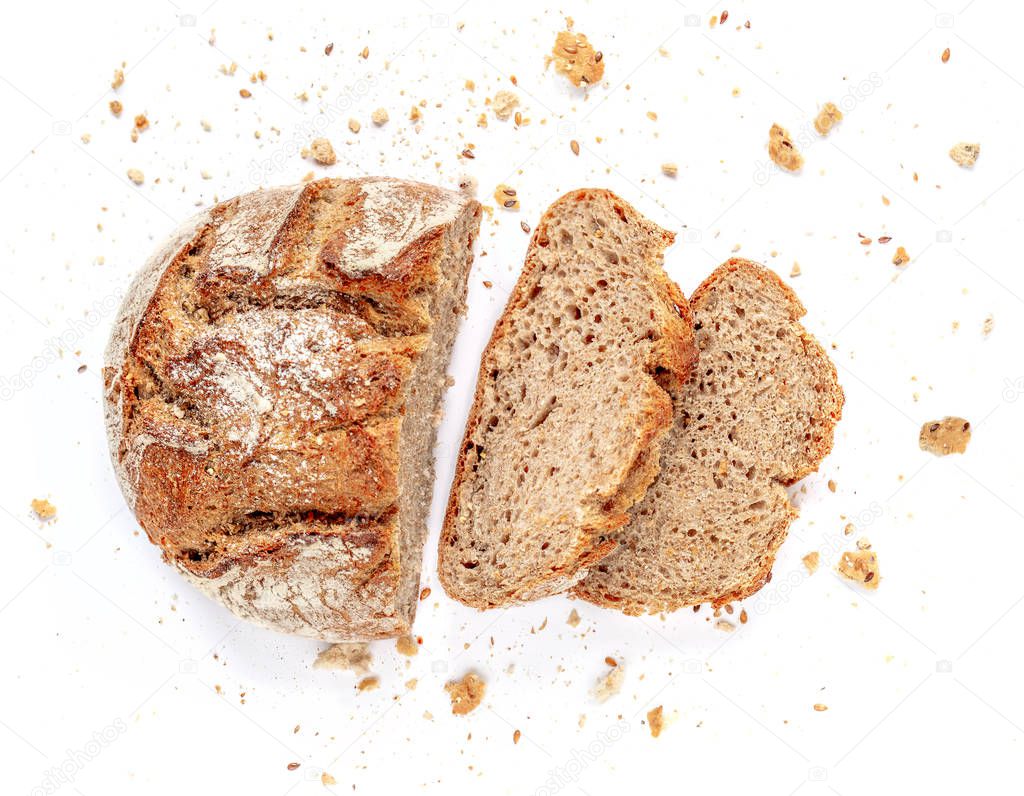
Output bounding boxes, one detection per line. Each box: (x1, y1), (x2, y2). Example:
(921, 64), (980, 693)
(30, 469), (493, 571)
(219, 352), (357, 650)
(2, 0), (1023, 793)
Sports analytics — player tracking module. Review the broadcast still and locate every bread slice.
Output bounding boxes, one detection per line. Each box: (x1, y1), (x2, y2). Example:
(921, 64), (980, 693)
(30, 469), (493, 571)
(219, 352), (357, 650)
(574, 259), (843, 613)
(438, 189), (697, 608)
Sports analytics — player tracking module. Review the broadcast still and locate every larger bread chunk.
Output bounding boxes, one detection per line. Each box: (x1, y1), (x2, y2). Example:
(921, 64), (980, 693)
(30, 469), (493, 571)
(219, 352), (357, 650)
(104, 177), (481, 641)
(575, 259), (843, 613)
(439, 189), (697, 607)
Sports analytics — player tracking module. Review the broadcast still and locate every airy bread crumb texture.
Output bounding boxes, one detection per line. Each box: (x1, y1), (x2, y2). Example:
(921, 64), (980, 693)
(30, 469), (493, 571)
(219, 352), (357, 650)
(549, 28), (605, 87)
(768, 124), (804, 171)
(439, 189), (695, 608)
(575, 259), (843, 614)
(313, 642), (372, 675)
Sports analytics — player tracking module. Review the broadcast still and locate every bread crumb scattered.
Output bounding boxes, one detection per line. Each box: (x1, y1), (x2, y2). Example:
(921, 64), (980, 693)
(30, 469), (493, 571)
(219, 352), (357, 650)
(513, 729), (521, 744)
(31, 498), (56, 521)
(790, 262), (801, 277)
(838, 550), (880, 589)
(313, 642), (371, 675)
(445, 672), (486, 715)
(348, 118), (361, 134)
(768, 123), (803, 172)
(308, 137), (337, 166)
(492, 90), (520, 121)
(126, 168), (145, 185)
(494, 184), (519, 210)
(321, 772), (337, 786)
(109, 100), (123, 117)
(356, 675), (380, 692)
(949, 142), (980, 168)
(566, 608), (581, 627)
(395, 635), (419, 657)
(813, 703), (829, 712)
(802, 551), (820, 574)
(371, 107), (389, 126)
(892, 246), (910, 266)
(661, 163), (678, 178)
(715, 619), (736, 632)
(982, 315), (994, 336)
(549, 29), (604, 87)
(647, 705), (664, 738)
(405, 678), (418, 690)
(919, 417), (971, 455)
(814, 102), (843, 136)
(593, 659), (624, 702)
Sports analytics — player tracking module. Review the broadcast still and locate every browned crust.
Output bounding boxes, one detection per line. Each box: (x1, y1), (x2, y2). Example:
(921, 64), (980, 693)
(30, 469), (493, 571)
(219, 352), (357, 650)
(573, 257), (844, 614)
(105, 177), (481, 640)
(438, 188), (698, 608)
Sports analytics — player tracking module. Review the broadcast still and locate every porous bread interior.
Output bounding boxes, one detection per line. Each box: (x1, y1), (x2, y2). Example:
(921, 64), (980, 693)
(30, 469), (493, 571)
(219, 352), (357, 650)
(442, 191), (683, 606)
(392, 210), (477, 623)
(575, 261), (843, 614)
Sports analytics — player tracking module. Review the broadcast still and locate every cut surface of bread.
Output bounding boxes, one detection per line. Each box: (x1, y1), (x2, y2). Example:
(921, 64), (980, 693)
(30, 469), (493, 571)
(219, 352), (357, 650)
(439, 189), (697, 608)
(574, 259), (843, 614)
(104, 177), (481, 640)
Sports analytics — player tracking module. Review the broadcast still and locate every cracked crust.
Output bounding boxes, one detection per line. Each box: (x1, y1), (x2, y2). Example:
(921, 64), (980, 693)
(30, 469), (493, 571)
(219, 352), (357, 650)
(104, 177), (481, 640)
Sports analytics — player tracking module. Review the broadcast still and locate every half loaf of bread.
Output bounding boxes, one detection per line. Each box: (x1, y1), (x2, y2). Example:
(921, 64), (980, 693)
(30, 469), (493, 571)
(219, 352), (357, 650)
(104, 177), (481, 640)
(438, 189), (697, 608)
(574, 259), (843, 613)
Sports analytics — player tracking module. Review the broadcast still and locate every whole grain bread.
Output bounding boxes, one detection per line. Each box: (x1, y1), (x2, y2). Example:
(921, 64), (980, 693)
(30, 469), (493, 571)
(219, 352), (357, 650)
(104, 177), (481, 641)
(574, 259), (843, 613)
(438, 189), (697, 608)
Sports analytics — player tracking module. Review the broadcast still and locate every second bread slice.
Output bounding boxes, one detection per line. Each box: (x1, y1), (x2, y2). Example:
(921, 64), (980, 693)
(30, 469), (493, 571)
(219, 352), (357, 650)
(439, 189), (696, 608)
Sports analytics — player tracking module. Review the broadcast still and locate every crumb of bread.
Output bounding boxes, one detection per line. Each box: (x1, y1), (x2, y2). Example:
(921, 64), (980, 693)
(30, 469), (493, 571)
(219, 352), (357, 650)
(593, 660), (624, 702)
(790, 262), (801, 277)
(548, 29), (604, 87)
(309, 137), (337, 165)
(492, 90), (520, 121)
(111, 68), (124, 90)
(134, 114), (149, 133)
(321, 773), (337, 786)
(838, 550), (880, 589)
(126, 168), (145, 185)
(715, 619), (736, 632)
(567, 608), (581, 627)
(802, 551), (820, 574)
(982, 315), (994, 336)
(949, 142), (979, 167)
(348, 118), (361, 134)
(513, 729), (521, 744)
(405, 678), (418, 690)
(313, 642), (371, 674)
(445, 673), (485, 715)
(109, 100), (123, 117)
(814, 102), (843, 136)
(395, 635), (419, 656)
(31, 498), (57, 521)
(371, 107), (389, 126)
(919, 417), (971, 455)
(647, 705), (664, 737)
(661, 163), (678, 177)
(356, 675), (379, 692)
(768, 124), (803, 171)
(813, 703), (828, 712)
(844, 523), (855, 536)
(239, 88), (252, 98)
(360, 46), (369, 59)
(892, 246), (910, 266)
(494, 184), (519, 210)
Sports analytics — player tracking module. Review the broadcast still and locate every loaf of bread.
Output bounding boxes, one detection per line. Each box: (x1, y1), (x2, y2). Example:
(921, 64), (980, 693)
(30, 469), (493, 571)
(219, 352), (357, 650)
(438, 189), (697, 607)
(574, 259), (843, 613)
(104, 177), (481, 640)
